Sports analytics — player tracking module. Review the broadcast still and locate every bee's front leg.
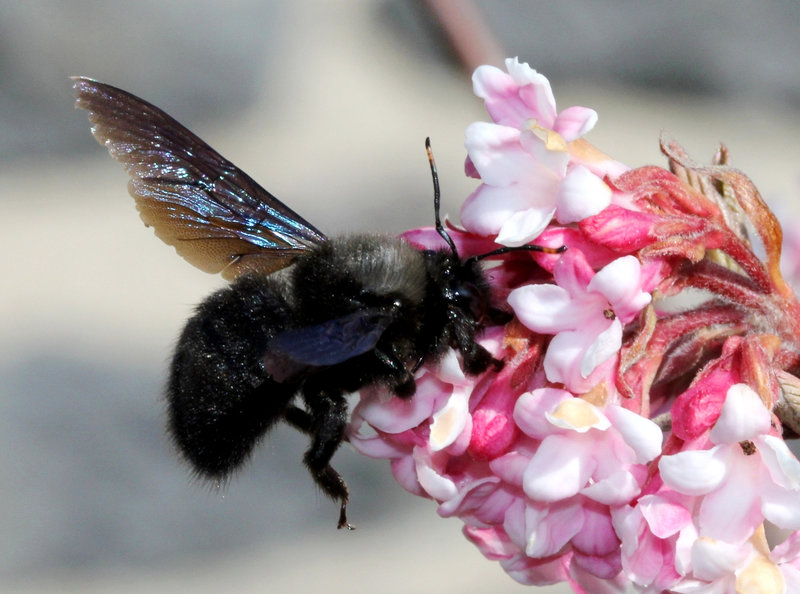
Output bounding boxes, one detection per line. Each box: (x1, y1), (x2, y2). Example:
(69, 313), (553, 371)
(373, 348), (416, 397)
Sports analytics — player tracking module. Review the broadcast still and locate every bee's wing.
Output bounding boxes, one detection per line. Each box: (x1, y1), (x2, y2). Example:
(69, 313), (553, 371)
(267, 309), (395, 367)
(72, 77), (327, 280)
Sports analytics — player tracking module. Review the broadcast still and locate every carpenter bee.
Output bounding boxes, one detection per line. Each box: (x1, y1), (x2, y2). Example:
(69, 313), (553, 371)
(73, 78), (563, 529)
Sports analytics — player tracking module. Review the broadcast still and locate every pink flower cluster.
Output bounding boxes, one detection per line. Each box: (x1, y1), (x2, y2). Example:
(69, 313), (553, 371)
(349, 58), (800, 592)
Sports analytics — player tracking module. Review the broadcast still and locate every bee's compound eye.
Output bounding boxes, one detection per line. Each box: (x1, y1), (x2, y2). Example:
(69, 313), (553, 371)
(453, 282), (484, 319)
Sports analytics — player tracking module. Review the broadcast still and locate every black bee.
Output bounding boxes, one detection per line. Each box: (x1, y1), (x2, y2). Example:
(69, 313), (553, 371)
(72, 78), (562, 529)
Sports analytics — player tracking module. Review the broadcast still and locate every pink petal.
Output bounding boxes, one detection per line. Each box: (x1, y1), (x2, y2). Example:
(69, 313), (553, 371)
(355, 377), (443, 433)
(437, 476), (500, 518)
(390, 455), (424, 495)
(471, 62), (546, 129)
(504, 57), (557, 125)
(471, 65), (525, 128)
(552, 246), (597, 294)
(553, 105), (598, 141)
(463, 525), (517, 560)
(503, 498), (534, 550)
(781, 566), (800, 592)
(670, 367), (732, 441)
(468, 380), (519, 460)
(489, 445), (536, 486)
(500, 551), (574, 586)
(709, 383), (772, 444)
(615, 505), (679, 588)
(348, 418), (410, 459)
(572, 502), (620, 556)
(525, 500), (585, 558)
(555, 165), (612, 224)
(638, 493), (694, 538)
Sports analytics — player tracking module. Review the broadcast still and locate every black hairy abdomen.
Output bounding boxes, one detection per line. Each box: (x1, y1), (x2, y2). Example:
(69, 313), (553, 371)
(167, 275), (295, 479)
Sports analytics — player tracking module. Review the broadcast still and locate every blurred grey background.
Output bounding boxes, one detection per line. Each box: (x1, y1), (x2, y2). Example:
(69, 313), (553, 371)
(3, 1), (800, 592)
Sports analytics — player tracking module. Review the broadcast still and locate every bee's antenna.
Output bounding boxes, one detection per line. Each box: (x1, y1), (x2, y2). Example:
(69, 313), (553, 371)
(424, 138), (566, 264)
(426, 138), (459, 259)
(465, 243), (567, 266)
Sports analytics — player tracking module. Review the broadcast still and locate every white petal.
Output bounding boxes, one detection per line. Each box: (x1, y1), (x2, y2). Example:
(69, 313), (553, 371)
(605, 405), (664, 463)
(691, 537), (751, 581)
(588, 256), (642, 305)
(434, 348), (468, 385)
(761, 435), (800, 490)
(580, 318), (622, 377)
(697, 457), (761, 542)
(555, 165), (612, 224)
(659, 447), (727, 495)
(507, 283), (573, 333)
(415, 451), (457, 501)
(710, 383), (771, 444)
(464, 122), (528, 186)
(542, 330), (584, 385)
(761, 482), (800, 530)
(674, 522), (699, 576)
(460, 183), (532, 236)
(523, 434), (595, 501)
(518, 126), (571, 173)
(471, 63), (504, 98)
(582, 469), (641, 505)
(587, 256), (652, 324)
(496, 206), (554, 246)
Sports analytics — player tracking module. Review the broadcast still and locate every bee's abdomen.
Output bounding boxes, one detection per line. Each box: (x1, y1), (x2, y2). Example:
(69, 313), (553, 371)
(167, 274), (296, 479)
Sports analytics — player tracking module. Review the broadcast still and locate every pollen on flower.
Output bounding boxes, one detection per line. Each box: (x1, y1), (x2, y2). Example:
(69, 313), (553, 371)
(525, 119), (568, 152)
(429, 387), (469, 451)
(547, 398), (604, 431)
(349, 57), (800, 592)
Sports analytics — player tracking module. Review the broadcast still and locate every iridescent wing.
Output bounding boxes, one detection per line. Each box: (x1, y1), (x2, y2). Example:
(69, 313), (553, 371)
(73, 77), (327, 279)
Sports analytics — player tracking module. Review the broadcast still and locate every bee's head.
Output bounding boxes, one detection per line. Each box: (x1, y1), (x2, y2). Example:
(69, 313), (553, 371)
(422, 249), (493, 324)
